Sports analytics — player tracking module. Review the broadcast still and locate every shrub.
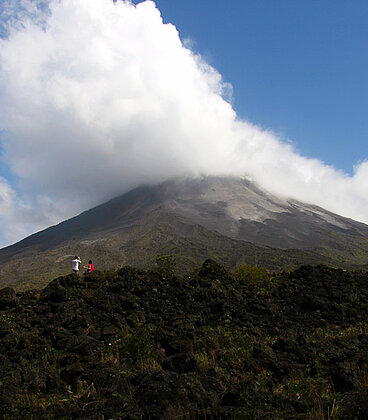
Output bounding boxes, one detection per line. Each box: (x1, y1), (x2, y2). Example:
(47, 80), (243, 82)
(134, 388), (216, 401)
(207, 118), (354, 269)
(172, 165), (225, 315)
(153, 255), (177, 278)
(121, 325), (155, 367)
(233, 264), (269, 287)
(193, 326), (253, 371)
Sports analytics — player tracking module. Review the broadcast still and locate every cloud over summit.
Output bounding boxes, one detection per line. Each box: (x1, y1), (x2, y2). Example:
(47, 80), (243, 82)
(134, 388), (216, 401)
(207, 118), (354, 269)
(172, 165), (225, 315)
(0, 0), (367, 246)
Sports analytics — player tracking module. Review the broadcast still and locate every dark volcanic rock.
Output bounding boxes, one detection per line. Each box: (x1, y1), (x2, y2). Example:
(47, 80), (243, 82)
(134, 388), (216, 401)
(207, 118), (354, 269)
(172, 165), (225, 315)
(0, 287), (17, 309)
(0, 261), (368, 418)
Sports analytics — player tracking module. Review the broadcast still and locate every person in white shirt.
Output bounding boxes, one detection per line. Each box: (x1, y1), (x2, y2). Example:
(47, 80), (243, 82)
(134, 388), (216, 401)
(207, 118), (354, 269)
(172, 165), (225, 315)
(72, 256), (82, 274)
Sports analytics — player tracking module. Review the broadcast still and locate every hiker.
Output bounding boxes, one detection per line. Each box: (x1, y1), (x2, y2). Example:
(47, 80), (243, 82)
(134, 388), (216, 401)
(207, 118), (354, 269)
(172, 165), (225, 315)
(72, 256), (82, 274)
(83, 260), (95, 273)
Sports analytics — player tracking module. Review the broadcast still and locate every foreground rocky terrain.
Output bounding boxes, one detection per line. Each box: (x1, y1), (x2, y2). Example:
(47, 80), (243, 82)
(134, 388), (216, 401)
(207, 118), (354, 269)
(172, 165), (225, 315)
(1, 259), (368, 419)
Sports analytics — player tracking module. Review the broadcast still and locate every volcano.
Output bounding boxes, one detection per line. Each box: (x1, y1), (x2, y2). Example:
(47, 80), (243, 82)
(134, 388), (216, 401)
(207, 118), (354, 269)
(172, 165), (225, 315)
(1, 176), (368, 289)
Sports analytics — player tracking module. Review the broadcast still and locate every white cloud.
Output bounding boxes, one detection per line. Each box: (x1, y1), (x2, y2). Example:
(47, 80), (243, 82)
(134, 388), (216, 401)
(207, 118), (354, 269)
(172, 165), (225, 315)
(0, 177), (58, 246)
(0, 0), (367, 247)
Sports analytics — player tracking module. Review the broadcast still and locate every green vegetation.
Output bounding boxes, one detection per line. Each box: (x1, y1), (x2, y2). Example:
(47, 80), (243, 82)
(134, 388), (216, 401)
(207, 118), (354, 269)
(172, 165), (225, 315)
(193, 326), (253, 372)
(233, 263), (270, 288)
(120, 325), (155, 368)
(150, 254), (177, 278)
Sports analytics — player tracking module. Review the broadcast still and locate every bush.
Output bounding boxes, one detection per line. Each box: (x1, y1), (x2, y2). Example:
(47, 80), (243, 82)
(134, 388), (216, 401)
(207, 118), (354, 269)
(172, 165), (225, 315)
(153, 255), (176, 278)
(193, 326), (253, 371)
(233, 264), (269, 287)
(121, 325), (155, 367)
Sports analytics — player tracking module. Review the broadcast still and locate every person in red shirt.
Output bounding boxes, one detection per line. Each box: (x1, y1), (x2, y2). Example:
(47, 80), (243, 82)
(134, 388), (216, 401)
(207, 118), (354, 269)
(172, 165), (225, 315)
(83, 260), (94, 273)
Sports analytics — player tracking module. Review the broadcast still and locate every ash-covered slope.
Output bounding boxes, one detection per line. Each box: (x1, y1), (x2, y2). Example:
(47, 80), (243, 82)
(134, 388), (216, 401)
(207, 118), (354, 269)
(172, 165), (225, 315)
(140, 176), (368, 249)
(2, 175), (368, 255)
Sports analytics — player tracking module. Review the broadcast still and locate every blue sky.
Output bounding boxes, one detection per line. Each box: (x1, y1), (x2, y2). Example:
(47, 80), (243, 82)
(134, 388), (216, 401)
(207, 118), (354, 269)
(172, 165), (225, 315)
(138, 0), (368, 174)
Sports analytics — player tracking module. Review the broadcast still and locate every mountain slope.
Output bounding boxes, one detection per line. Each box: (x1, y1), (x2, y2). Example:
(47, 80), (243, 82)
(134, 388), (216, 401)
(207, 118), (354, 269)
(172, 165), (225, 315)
(1, 175), (368, 289)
